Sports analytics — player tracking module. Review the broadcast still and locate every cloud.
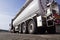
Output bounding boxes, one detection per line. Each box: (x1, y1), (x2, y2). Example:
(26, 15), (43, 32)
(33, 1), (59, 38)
(0, 14), (12, 30)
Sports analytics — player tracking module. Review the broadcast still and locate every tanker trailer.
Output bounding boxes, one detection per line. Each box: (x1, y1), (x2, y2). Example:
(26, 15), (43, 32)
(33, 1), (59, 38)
(10, 0), (60, 34)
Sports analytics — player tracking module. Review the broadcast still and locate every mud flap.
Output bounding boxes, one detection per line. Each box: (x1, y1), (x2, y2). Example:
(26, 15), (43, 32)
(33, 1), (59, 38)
(37, 16), (43, 27)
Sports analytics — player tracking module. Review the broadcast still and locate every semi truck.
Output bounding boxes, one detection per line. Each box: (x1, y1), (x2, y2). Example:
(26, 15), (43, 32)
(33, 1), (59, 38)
(10, 0), (60, 34)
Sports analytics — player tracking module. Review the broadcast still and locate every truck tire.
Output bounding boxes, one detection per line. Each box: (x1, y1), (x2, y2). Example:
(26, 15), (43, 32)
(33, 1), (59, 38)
(18, 25), (22, 33)
(22, 23), (27, 34)
(13, 27), (16, 33)
(28, 20), (37, 34)
(38, 27), (46, 34)
(10, 29), (14, 33)
(47, 26), (56, 34)
(10, 26), (15, 33)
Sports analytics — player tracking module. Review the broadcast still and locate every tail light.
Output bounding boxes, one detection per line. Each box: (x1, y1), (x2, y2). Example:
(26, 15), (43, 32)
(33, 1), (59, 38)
(53, 13), (60, 24)
(53, 13), (58, 17)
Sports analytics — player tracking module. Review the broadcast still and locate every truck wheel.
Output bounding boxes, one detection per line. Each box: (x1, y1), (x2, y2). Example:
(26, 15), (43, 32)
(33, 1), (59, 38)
(47, 26), (56, 34)
(10, 29), (14, 33)
(19, 25), (22, 33)
(13, 27), (16, 33)
(38, 27), (46, 34)
(28, 20), (37, 34)
(22, 23), (27, 34)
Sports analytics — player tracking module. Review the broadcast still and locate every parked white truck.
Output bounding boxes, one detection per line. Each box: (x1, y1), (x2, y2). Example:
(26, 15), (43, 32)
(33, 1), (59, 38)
(10, 0), (60, 34)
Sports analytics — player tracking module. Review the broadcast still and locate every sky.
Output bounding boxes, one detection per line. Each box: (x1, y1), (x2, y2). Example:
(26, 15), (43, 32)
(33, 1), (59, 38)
(0, 0), (60, 30)
(0, 0), (26, 30)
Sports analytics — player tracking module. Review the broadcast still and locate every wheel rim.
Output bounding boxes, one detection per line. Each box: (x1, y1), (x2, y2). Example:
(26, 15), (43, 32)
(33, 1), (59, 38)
(19, 26), (21, 33)
(28, 23), (34, 33)
(23, 25), (26, 33)
(22, 24), (26, 33)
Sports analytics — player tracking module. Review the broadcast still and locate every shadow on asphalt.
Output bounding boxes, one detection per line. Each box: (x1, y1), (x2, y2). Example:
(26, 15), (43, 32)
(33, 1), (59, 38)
(32, 32), (60, 35)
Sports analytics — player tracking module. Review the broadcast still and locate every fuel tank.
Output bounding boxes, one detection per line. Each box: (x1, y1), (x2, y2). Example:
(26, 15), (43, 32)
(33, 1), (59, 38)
(13, 0), (53, 26)
(13, 0), (40, 26)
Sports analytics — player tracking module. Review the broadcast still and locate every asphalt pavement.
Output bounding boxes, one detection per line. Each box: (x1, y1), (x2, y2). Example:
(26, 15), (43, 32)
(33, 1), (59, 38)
(0, 32), (60, 40)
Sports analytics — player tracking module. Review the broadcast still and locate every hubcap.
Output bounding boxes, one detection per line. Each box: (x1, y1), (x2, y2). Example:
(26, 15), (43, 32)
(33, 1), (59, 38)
(23, 26), (26, 33)
(29, 23), (34, 33)
(19, 26), (21, 33)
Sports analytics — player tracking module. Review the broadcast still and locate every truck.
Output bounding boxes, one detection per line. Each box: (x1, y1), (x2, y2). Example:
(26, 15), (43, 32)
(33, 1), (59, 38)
(10, 0), (60, 34)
